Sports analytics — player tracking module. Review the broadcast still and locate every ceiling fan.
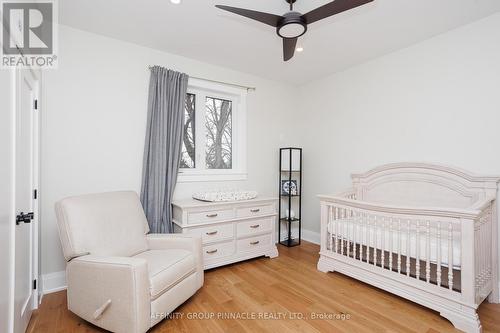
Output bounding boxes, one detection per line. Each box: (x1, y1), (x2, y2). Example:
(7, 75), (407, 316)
(215, 0), (374, 61)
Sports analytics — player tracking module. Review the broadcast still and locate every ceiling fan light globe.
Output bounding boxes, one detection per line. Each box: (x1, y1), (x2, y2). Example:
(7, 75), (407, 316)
(277, 12), (307, 39)
(278, 22), (306, 38)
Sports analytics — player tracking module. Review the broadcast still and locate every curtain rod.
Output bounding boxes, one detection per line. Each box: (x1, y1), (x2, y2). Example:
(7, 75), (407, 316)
(147, 66), (256, 92)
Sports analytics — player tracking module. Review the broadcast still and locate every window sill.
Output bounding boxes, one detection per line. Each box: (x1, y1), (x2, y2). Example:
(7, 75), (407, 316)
(177, 171), (248, 183)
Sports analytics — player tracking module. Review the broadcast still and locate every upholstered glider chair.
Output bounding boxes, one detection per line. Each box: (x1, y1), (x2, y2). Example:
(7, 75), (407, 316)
(55, 191), (203, 333)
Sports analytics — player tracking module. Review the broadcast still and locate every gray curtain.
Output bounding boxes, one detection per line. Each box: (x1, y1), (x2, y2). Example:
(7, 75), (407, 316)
(141, 66), (189, 233)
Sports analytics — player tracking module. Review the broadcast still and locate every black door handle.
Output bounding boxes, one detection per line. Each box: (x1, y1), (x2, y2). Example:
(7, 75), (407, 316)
(16, 212), (34, 225)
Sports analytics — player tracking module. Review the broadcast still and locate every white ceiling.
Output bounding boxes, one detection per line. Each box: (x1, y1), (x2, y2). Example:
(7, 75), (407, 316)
(59, 0), (500, 85)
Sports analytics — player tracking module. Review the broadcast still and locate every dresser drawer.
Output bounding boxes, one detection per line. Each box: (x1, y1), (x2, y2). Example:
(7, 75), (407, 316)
(187, 209), (234, 224)
(236, 217), (273, 238)
(236, 204), (275, 219)
(186, 223), (234, 244)
(237, 234), (272, 253)
(203, 241), (235, 261)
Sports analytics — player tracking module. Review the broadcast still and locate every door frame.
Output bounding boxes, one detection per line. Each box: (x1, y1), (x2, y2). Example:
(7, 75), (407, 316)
(11, 67), (41, 332)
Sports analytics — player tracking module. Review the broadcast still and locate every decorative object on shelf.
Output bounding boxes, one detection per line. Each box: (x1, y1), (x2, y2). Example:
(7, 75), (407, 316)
(281, 180), (298, 196)
(192, 190), (258, 202)
(279, 147), (302, 247)
(285, 209), (296, 219)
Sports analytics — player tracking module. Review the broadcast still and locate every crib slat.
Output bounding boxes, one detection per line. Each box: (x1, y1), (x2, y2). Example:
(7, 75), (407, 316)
(340, 208), (344, 256)
(406, 220), (410, 276)
(342, 208), (345, 255)
(426, 220), (431, 283)
(347, 208), (351, 257)
(352, 211), (359, 259)
(398, 219), (402, 274)
(437, 221), (442, 287)
(334, 207), (339, 253)
(343, 208), (347, 256)
(448, 222), (453, 290)
(366, 213), (370, 263)
(348, 208), (351, 256)
(328, 206), (333, 252)
(389, 218), (393, 271)
(416, 220), (420, 280)
(381, 217), (386, 269)
(361, 212), (365, 262)
(344, 208), (347, 256)
(350, 208), (354, 258)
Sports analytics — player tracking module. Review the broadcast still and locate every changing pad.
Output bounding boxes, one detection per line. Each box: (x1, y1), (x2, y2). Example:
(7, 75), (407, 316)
(192, 190), (258, 202)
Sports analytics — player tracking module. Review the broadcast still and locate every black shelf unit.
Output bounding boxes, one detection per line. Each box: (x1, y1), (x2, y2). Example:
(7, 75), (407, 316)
(278, 147), (302, 247)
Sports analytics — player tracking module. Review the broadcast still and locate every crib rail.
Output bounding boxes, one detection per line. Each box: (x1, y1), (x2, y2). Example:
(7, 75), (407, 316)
(319, 193), (495, 302)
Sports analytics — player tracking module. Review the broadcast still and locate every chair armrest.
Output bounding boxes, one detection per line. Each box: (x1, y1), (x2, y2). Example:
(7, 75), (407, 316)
(146, 234), (204, 287)
(66, 255), (150, 333)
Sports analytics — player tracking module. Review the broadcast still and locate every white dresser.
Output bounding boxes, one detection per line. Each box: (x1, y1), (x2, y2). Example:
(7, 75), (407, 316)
(172, 197), (279, 269)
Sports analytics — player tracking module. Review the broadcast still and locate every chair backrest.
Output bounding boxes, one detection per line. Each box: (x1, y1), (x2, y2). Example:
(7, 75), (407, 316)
(55, 191), (150, 261)
(351, 163), (500, 209)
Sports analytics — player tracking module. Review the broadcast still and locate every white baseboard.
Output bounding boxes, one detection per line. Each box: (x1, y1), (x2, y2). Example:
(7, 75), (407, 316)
(42, 270), (67, 295)
(301, 229), (320, 245)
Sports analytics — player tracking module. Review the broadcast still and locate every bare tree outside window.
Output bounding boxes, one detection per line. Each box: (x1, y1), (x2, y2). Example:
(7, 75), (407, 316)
(205, 97), (232, 169)
(180, 93), (195, 168)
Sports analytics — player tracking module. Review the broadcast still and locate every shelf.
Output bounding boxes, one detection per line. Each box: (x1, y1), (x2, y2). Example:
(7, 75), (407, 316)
(280, 218), (300, 223)
(279, 147), (302, 248)
(279, 238), (300, 247)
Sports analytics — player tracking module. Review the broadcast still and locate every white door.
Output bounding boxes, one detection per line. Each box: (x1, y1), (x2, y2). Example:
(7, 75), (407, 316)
(14, 69), (39, 333)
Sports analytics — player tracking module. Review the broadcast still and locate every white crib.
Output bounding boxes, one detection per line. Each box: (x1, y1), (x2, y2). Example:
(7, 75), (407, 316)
(317, 163), (500, 333)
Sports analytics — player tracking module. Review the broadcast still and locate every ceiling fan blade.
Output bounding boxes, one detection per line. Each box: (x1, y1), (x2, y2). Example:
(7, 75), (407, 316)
(215, 5), (282, 27)
(302, 0), (374, 24)
(283, 38), (298, 61)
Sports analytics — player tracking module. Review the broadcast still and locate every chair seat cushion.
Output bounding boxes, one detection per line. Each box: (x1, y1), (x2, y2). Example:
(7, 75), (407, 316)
(133, 249), (196, 300)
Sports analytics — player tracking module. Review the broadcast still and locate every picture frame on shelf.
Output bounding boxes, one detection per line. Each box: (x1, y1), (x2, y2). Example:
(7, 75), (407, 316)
(281, 179), (298, 196)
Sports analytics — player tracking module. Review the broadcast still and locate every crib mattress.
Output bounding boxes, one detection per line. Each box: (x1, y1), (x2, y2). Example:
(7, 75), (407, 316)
(327, 219), (461, 268)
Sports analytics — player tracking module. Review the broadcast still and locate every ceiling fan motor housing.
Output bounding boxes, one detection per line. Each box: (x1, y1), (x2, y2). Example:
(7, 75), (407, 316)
(277, 11), (307, 39)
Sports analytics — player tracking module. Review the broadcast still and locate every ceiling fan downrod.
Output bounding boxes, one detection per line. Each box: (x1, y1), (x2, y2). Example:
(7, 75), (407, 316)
(286, 0), (297, 11)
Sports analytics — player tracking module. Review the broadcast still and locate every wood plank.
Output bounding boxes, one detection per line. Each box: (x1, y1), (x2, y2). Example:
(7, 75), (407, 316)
(29, 241), (500, 332)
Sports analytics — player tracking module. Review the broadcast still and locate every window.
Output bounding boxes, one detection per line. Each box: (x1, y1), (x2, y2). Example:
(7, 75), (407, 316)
(205, 96), (232, 169)
(178, 78), (247, 182)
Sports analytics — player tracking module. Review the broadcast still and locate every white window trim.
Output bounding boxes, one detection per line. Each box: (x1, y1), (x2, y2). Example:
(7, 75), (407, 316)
(177, 78), (247, 183)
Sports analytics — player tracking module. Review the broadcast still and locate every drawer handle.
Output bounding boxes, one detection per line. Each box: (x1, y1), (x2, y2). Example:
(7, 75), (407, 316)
(250, 224), (260, 229)
(250, 209), (260, 213)
(206, 249), (218, 254)
(206, 231), (218, 235)
(250, 241), (260, 245)
(206, 213), (218, 218)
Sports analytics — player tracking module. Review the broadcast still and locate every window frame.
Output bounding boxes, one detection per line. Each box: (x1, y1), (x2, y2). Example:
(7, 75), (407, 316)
(177, 78), (247, 182)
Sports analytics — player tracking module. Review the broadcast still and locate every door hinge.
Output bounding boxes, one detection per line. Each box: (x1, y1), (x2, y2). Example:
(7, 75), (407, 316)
(33, 279), (37, 290)
(34, 99), (38, 110)
(33, 189), (38, 200)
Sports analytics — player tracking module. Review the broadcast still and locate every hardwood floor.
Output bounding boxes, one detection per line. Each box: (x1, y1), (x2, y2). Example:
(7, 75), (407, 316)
(28, 241), (500, 333)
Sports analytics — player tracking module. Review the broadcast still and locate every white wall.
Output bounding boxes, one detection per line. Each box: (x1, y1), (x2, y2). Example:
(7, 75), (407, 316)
(42, 12), (500, 286)
(297, 13), (500, 234)
(41, 26), (297, 277)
